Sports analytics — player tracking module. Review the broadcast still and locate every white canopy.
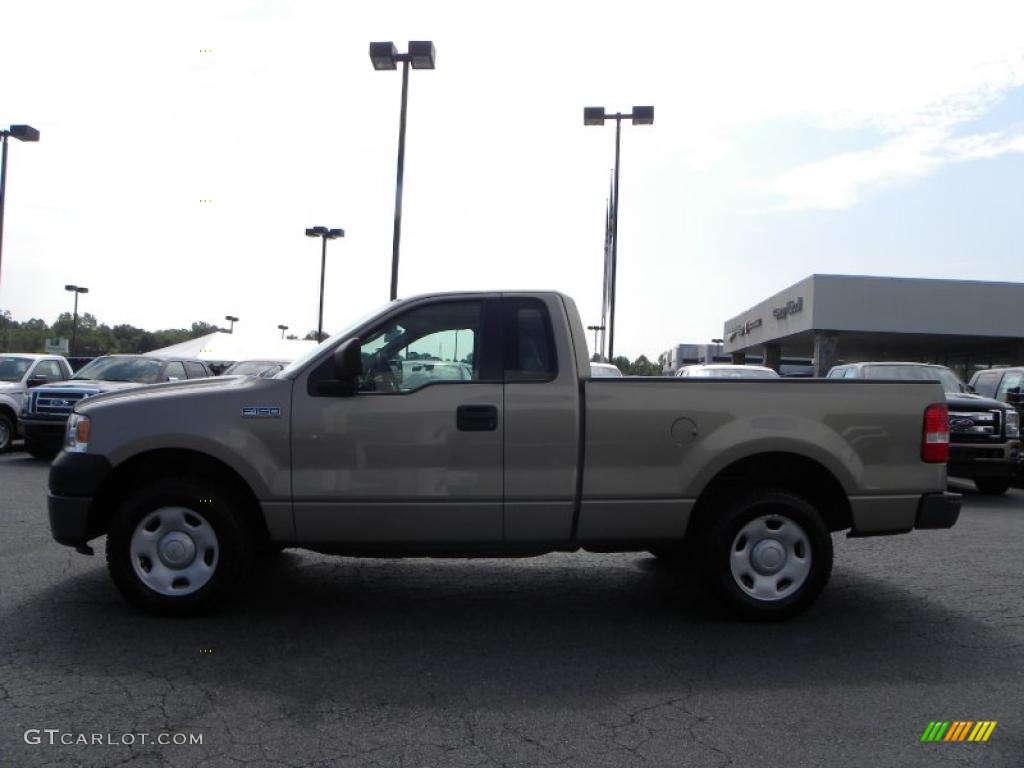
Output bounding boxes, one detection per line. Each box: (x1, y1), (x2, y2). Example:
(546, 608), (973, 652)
(144, 331), (317, 363)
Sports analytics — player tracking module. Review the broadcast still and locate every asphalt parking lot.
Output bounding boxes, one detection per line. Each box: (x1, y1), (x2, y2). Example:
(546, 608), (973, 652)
(1, 451), (1022, 768)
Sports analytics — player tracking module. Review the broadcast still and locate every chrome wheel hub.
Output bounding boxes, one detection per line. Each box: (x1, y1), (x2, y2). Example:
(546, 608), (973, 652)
(130, 506), (219, 596)
(730, 514), (812, 602)
(157, 531), (196, 567)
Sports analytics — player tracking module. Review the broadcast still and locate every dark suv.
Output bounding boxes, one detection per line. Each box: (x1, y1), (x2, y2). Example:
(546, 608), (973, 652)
(20, 355), (212, 459)
(828, 362), (1021, 495)
(970, 368), (1024, 413)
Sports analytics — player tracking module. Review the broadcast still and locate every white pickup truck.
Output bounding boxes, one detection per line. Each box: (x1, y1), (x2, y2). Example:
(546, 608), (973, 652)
(47, 291), (960, 619)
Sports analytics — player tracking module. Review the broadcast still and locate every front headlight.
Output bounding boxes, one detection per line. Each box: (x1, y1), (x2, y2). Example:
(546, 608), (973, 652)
(65, 413), (92, 453)
(1006, 410), (1020, 439)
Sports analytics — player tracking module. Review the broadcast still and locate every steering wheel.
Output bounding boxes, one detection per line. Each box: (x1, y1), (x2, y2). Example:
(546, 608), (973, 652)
(368, 352), (400, 393)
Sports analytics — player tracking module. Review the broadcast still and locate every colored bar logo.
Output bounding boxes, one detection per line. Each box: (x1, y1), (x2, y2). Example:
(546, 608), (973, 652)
(921, 721), (997, 742)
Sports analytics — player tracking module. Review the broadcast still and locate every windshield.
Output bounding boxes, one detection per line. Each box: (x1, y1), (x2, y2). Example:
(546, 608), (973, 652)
(277, 301), (393, 379)
(225, 361), (283, 377)
(72, 356), (165, 384)
(0, 356), (32, 382)
(862, 364), (965, 393)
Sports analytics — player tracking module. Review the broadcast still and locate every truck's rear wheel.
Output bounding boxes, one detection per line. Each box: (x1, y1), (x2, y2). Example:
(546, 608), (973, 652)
(973, 477), (1011, 495)
(700, 488), (832, 620)
(106, 476), (255, 616)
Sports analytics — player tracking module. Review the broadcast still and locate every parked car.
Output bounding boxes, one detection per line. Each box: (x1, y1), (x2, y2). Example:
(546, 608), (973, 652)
(0, 354), (73, 452)
(590, 362), (623, 377)
(398, 360), (473, 390)
(48, 291), (959, 620)
(828, 362), (1021, 495)
(222, 359), (290, 378)
(677, 364), (780, 379)
(21, 355), (213, 460)
(970, 367), (1024, 414)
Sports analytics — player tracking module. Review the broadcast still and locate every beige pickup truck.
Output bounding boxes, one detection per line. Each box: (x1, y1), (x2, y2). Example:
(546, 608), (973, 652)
(48, 291), (960, 619)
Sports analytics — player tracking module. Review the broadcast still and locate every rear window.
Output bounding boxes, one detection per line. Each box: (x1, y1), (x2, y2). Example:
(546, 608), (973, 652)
(503, 299), (556, 382)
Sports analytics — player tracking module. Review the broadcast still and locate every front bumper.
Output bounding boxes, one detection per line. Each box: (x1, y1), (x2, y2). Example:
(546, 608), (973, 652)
(48, 452), (112, 546)
(21, 417), (69, 446)
(914, 491), (961, 530)
(948, 439), (1022, 480)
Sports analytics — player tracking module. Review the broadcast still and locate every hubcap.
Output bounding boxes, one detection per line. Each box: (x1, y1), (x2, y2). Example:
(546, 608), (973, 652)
(0, 420), (10, 449)
(129, 506), (219, 596)
(730, 514), (812, 602)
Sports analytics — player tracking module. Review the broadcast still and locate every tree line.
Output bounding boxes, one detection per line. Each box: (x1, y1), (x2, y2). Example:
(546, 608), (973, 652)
(594, 353), (666, 376)
(0, 309), (234, 357)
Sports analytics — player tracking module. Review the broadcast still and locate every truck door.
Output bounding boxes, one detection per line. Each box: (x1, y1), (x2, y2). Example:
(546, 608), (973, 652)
(291, 298), (505, 544)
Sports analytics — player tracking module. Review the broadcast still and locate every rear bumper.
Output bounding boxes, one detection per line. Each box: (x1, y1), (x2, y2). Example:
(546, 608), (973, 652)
(848, 490), (961, 536)
(914, 491), (961, 530)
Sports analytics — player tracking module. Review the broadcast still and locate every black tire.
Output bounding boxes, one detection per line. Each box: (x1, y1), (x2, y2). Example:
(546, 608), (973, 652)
(0, 413), (13, 452)
(698, 487), (832, 621)
(25, 439), (59, 461)
(106, 475), (256, 616)
(974, 477), (1011, 495)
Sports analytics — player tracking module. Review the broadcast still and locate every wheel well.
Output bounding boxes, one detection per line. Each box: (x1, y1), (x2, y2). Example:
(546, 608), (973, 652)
(92, 449), (270, 542)
(688, 452), (852, 538)
(0, 403), (16, 422)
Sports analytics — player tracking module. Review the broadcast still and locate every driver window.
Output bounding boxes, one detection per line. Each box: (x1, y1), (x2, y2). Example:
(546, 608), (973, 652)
(358, 301), (482, 393)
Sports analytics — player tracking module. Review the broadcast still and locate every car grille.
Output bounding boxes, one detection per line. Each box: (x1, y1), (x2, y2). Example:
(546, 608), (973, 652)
(948, 409), (1002, 442)
(27, 388), (100, 417)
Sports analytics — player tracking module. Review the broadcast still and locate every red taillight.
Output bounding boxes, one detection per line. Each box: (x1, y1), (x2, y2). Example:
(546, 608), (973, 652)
(922, 403), (950, 463)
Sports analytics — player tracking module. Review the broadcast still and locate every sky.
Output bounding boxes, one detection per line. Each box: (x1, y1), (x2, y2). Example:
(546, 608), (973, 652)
(1, 0), (1022, 360)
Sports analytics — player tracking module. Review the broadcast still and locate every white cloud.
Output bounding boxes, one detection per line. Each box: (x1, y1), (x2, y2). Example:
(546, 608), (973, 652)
(756, 125), (1024, 211)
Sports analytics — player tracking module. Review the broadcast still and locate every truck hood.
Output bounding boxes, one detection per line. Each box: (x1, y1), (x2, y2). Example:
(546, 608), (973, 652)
(945, 392), (1010, 411)
(35, 379), (149, 395)
(76, 374), (278, 411)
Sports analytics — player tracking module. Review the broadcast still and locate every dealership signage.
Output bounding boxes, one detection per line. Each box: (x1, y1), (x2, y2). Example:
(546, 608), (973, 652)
(773, 297), (804, 321)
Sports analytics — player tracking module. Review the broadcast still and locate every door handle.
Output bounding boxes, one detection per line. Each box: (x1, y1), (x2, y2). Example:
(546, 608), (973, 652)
(457, 405), (498, 431)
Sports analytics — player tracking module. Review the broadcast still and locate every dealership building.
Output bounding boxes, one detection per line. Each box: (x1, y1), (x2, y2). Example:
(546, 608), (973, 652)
(721, 274), (1024, 378)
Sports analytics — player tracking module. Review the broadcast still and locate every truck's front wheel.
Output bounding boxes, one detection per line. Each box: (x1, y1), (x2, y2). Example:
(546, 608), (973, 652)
(106, 476), (255, 616)
(700, 488), (832, 621)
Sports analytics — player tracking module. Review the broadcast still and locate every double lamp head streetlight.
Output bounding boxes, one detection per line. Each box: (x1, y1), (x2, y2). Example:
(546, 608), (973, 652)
(64, 284), (88, 357)
(369, 40), (435, 301)
(584, 106), (653, 362)
(305, 226), (344, 342)
(0, 124), (41, 287)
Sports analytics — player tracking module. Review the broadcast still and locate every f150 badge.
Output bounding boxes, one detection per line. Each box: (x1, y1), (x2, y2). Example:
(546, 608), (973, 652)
(241, 407), (281, 418)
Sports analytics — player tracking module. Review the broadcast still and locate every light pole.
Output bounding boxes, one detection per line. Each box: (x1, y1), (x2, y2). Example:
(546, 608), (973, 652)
(587, 325), (605, 359)
(0, 124), (41, 287)
(224, 315), (239, 333)
(370, 40), (436, 301)
(305, 226), (344, 341)
(278, 324), (289, 339)
(584, 106), (653, 361)
(64, 285), (88, 357)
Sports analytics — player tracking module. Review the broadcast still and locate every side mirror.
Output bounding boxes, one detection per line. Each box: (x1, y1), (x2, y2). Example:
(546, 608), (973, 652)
(333, 337), (363, 381)
(1007, 390), (1023, 406)
(26, 375), (49, 388)
(314, 337), (362, 397)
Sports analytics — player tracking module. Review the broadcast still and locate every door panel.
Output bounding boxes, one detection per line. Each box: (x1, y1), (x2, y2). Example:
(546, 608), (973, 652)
(291, 298), (504, 544)
(292, 383), (503, 542)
